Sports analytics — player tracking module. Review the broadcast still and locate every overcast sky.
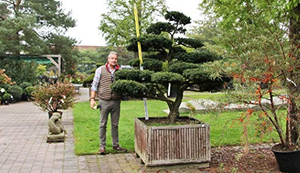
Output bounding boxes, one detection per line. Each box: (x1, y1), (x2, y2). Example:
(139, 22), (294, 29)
(61, 0), (203, 46)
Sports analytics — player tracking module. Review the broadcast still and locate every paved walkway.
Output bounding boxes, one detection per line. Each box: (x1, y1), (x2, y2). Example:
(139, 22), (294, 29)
(0, 87), (206, 173)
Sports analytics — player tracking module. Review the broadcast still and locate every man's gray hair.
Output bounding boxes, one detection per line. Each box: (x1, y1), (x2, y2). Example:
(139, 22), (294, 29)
(108, 51), (119, 58)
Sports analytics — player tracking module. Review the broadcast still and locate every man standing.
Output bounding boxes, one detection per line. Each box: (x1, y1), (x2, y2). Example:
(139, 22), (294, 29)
(90, 52), (127, 155)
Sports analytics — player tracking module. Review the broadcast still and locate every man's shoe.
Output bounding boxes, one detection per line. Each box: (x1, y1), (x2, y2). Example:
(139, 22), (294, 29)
(99, 147), (106, 155)
(113, 145), (127, 152)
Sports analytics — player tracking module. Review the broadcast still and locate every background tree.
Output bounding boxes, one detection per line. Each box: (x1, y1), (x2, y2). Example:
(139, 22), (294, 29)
(99, 0), (167, 47)
(0, 0), (78, 75)
(0, 59), (37, 85)
(0, 0), (76, 54)
(111, 11), (228, 123)
(187, 14), (225, 58)
(199, 0), (300, 148)
(47, 34), (79, 75)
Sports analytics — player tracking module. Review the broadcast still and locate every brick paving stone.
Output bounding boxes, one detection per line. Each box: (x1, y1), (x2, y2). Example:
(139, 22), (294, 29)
(1, 169), (9, 173)
(0, 101), (79, 173)
(1, 165), (12, 171)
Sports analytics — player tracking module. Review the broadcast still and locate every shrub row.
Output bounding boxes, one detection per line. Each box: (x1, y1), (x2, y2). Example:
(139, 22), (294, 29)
(0, 82), (35, 103)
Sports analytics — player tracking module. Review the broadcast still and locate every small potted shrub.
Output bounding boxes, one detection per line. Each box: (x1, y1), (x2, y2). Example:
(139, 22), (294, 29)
(7, 85), (23, 102)
(2, 93), (11, 105)
(24, 86), (35, 101)
(19, 82), (33, 101)
(69, 74), (85, 93)
(32, 80), (76, 118)
(69, 74), (84, 84)
(0, 88), (5, 102)
(0, 88), (5, 105)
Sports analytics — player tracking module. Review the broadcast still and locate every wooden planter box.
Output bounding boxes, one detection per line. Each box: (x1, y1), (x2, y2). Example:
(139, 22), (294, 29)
(134, 116), (210, 167)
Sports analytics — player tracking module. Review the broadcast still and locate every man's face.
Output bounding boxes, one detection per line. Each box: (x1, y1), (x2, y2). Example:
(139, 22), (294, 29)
(108, 54), (118, 67)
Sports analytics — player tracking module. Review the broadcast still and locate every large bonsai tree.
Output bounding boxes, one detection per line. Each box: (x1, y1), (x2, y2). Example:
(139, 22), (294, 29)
(111, 11), (228, 123)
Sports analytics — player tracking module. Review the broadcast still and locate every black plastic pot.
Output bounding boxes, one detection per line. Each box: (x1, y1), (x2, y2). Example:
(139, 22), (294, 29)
(272, 144), (300, 173)
(3, 100), (9, 105)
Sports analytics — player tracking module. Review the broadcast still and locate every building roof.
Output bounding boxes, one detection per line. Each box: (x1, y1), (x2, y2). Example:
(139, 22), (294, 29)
(75, 45), (102, 51)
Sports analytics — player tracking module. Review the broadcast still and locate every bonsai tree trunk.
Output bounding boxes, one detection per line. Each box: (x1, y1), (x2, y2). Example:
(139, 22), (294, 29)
(167, 87), (184, 123)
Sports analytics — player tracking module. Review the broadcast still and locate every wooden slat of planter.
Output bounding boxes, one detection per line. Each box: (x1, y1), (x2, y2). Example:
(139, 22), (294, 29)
(150, 127), (208, 160)
(134, 119), (148, 160)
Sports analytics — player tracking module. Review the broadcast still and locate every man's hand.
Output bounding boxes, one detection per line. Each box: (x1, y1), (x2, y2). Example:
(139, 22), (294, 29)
(90, 99), (97, 109)
(90, 90), (97, 109)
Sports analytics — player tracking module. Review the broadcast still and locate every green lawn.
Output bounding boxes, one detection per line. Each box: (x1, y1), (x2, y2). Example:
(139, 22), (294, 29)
(73, 99), (168, 155)
(73, 92), (281, 155)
